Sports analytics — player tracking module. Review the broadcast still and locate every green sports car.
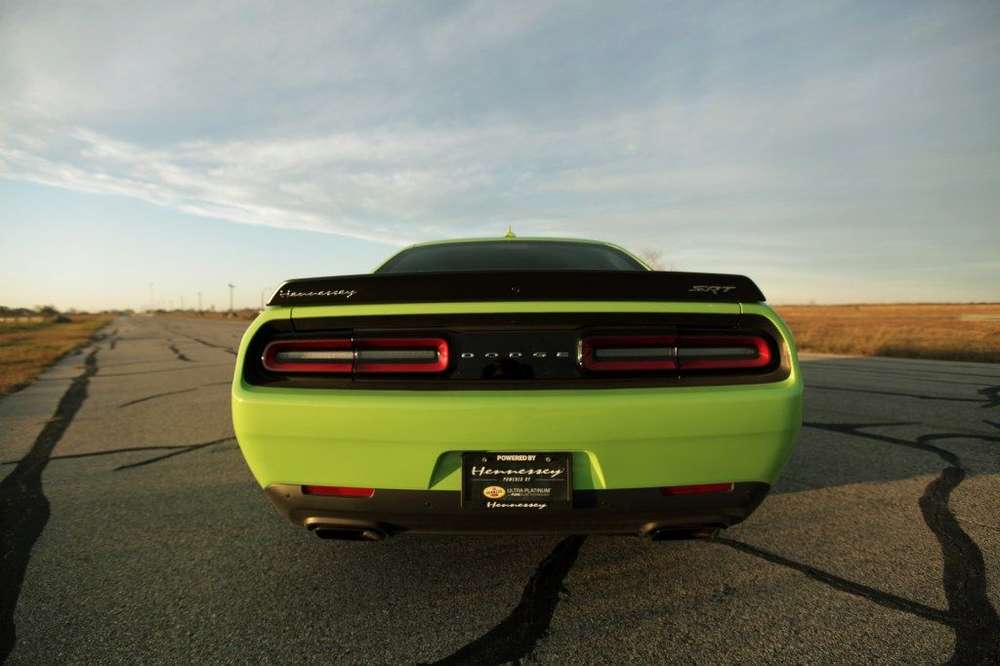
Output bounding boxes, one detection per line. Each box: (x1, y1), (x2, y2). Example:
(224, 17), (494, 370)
(232, 236), (802, 541)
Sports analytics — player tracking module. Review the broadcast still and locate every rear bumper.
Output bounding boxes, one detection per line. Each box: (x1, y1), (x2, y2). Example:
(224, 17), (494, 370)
(265, 482), (770, 537)
(233, 382), (802, 491)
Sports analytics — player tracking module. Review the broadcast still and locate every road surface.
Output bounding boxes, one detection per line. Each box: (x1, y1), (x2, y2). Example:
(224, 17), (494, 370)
(1, 316), (998, 664)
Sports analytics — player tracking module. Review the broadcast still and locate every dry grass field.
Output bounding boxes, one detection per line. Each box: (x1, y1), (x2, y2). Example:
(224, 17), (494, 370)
(775, 303), (1000, 363)
(0, 315), (113, 394)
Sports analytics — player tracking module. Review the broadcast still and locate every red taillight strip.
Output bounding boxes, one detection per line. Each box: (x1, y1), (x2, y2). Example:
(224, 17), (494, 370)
(262, 339), (353, 373)
(354, 337), (449, 374)
(580, 334), (773, 372)
(676, 335), (772, 370)
(302, 485), (375, 498)
(579, 336), (678, 371)
(261, 337), (449, 374)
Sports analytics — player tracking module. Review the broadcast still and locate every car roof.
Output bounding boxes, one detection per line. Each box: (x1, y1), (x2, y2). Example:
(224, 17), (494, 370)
(381, 235), (652, 271)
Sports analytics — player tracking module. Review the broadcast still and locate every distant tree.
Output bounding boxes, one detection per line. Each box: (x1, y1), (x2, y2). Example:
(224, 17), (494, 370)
(37, 305), (59, 317)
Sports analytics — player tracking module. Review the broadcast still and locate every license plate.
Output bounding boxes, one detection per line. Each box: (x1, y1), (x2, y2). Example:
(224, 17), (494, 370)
(461, 452), (572, 511)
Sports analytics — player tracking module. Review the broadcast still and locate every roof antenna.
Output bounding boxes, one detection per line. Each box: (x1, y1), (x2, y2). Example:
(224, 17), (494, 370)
(504, 225), (517, 239)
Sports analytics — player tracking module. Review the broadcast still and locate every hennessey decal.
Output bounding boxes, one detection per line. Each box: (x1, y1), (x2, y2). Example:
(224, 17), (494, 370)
(469, 465), (564, 479)
(485, 501), (548, 509)
(277, 288), (358, 299)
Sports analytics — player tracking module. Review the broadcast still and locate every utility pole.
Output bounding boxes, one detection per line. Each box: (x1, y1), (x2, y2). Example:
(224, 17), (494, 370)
(260, 285), (274, 310)
(197, 292), (203, 312)
(228, 283), (236, 313)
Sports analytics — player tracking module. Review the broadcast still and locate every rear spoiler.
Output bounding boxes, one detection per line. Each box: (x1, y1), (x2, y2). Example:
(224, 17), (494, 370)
(268, 271), (765, 307)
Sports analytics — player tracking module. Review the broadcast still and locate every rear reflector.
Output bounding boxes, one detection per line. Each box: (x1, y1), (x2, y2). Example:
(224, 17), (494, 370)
(660, 483), (734, 496)
(262, 337), (449, 375)
(580, 334), (773, 373)
(302, 485), (375, 498)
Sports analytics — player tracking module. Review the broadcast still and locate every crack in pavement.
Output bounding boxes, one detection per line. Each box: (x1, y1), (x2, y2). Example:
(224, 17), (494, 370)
(119, 387), (196, 407)
(0, 348), (98, 662)
(168, 342), (192, 363)
(96, 363), (233, 378)
(979, 386), (999, 409)
(190, 337), (237, 356)
(428, 535), (585, 665)
(0, 439), (237, 468)
(157, 320), (239, 356)
(804, 366), (997, 388)
(710, 537), (957, 627)
(922, 466), (1000, 665)
(804, 363), (1000, 382)
(117, 382), (230, 409)
(113, 437), (234, 471)
(800, 421), (1000, 664)
(808, 384), (989, 405)
(163, 326), (237, 356)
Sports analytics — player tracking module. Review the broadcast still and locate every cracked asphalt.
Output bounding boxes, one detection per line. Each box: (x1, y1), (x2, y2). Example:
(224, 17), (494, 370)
(1, 316), (998, 664)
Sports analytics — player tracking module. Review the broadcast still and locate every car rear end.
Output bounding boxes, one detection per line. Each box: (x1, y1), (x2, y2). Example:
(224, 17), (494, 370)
(232, 241), (802, 540)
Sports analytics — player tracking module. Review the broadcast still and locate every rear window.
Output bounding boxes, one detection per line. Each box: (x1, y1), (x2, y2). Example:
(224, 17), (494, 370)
(376, 241), (646, 273)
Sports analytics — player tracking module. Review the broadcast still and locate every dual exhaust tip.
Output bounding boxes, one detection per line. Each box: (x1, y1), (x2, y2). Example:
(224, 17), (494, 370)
(310, 524), (387, 542)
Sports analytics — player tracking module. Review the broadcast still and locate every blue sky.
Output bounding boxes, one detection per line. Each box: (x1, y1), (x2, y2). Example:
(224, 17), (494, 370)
(1, 0), (998, 310)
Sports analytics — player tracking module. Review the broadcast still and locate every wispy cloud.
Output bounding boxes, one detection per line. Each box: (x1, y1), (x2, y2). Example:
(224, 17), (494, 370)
(1, 0), (999, 301)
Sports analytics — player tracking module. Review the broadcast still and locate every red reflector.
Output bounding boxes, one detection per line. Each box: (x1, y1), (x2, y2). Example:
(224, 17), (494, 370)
(580, 335), (678, 372)
(660, 483), (734, 496)
(302, 485), (375, 498)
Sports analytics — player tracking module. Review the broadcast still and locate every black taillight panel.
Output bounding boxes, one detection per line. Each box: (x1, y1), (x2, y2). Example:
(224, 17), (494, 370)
(243, 313), (788, 389)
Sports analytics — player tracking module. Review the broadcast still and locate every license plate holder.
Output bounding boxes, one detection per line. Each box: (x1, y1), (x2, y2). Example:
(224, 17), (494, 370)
(461, 452), (572, 511)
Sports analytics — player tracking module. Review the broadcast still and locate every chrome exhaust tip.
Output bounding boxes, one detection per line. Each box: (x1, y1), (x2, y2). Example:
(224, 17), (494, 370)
(312, 526), (386, 541)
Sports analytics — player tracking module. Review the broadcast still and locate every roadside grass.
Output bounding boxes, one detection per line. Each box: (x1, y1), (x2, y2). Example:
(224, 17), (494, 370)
(0, 315), (113, 395)
(776, 303), (1000, 363)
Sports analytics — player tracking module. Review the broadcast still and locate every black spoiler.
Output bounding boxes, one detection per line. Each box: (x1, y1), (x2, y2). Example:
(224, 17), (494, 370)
(268, 271), (765, 307)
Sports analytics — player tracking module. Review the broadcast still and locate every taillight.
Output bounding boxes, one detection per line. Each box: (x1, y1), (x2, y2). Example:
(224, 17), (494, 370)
(262, 338), (353, 373)
(302, 485), (375, 498)
(262, 337), (449, 374)
(676, 335), (772, 370)
(355, 337), (449, 374)
(579, 336), (677, 371)
(579, 334), (773, 373)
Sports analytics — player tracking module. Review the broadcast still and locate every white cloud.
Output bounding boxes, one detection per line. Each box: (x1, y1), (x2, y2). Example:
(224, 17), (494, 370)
(1, 0), (998, 303)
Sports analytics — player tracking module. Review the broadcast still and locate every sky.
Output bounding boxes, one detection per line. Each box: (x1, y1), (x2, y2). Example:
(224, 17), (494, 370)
(1, 0), (998, 311)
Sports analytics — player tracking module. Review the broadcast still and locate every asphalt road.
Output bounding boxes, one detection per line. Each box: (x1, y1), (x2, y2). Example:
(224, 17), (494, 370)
(2, 316), (998, 664)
